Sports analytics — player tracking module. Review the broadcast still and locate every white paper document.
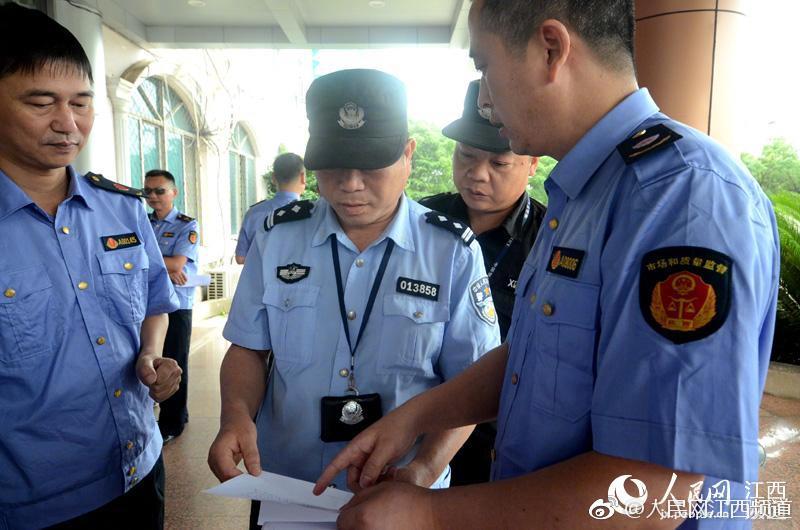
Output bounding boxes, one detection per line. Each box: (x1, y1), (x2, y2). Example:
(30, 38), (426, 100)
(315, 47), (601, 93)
(205, 472), (352, 529)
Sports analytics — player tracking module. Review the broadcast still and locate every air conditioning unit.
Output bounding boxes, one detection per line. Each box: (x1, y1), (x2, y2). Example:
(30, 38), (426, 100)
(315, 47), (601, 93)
(206, 266), (242, 300)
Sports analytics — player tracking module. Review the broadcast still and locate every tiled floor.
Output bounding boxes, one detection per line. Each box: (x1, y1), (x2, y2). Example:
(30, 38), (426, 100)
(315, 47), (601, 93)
(164, 316), (800, 529)
(161, 316), (250, 530)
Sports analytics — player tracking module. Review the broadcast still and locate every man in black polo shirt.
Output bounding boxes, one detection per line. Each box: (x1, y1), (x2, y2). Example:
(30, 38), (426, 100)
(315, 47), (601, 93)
(420, 79), (546, 485)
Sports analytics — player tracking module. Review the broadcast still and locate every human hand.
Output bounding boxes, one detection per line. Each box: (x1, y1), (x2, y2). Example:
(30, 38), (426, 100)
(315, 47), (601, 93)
(136, 353), (181, 402)
(207, 416), (262, 482)
(314, 406), (419, 494)
(337, 482), (437, 530)
(169, 270), (188, 285)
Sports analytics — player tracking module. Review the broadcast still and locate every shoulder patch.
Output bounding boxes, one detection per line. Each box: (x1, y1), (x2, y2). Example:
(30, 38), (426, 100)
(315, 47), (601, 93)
(264, 200), (314, 231)
(617, 124), (683, 165)
(177, 213), (195, 222)
(84, 172), (144, 198)
(639, 246), (732, 344)
(424, 211), (475, 246)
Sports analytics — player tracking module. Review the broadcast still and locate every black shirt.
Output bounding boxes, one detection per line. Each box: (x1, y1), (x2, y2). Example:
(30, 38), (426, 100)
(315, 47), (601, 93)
(419, 192), (546, 340)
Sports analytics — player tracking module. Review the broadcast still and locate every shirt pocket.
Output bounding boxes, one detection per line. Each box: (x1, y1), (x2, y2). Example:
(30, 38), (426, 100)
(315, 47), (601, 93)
(263, 284), (320, 368)
(0, 265), (60, 363)
(378, 294), (449, 377)
(96, 248), (150, 325)
(531, 278), (600, 421)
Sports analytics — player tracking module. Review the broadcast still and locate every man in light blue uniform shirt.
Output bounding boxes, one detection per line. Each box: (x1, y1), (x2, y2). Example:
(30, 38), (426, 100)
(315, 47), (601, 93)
(315, 2), (780, 529)
(235, 152), (306, 264)
(145, 168), (200, 441)
(0, 5), (181, 529)
(208, 69), (500, 528)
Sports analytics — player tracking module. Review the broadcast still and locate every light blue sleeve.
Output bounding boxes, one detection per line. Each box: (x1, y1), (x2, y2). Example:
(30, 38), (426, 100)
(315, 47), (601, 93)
(591, 163), (779, 484)
(438, 241), (501, 380)
(223, 232), (272, 351)
(235, 208), (253, 258)
(138, 200), (179, 315)
(173, 219), (199, 262)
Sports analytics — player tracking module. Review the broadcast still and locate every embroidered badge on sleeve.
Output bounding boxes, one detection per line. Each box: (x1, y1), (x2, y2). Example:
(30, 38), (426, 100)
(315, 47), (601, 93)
(639, 246), (732, 344)
(469, 276), (497, 326)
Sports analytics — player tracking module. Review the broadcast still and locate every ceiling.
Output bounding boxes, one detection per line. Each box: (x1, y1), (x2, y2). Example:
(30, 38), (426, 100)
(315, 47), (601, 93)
(93, 0), (471, 48)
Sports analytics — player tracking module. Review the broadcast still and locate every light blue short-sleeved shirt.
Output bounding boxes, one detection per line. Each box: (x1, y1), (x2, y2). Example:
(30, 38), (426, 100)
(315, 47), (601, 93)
(495, 89), (779, 529)
(149, 208), (199, 309)
(224, 195), (501, 489)
(235, 191), (300, 258)
(0, 167), (179, 529)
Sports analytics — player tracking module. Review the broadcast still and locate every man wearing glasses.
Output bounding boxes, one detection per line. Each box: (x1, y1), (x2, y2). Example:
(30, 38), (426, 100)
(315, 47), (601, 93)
(145, 169), (200, 443)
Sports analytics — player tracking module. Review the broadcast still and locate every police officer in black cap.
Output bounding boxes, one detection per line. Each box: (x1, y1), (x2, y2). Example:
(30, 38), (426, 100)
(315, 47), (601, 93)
(209, 69), (500, 528)
(420, 80), (546, 486)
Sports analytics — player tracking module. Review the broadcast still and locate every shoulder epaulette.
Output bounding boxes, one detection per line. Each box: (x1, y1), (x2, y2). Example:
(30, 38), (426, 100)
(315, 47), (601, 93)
(264, 199), (314, 231)
(177, 213), (195, 222)
(84, 172), (144, 198)
(617, 124), (682, 165)
(424, 210), (475, 246)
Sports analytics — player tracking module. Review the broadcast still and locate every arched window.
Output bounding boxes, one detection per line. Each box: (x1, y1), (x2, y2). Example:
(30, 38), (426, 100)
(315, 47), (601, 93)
(127, 76), (199, 217)
(229, 124), (257, 235)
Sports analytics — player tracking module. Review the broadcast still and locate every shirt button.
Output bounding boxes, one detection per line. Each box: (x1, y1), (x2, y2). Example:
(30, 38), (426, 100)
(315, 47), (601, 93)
(413, 310), (423, 318)
(339, 368), (350, 378)
(4, 288), (15, 298)
(511, 373), (519, 385)
(128, 466), (136, 476)
(283, 298), (291, 308)
(96, 336), (106, 345)
(126, 441), (134, 450)
(347, 310), (356, 320)
(123, 262), (134, 271)
(490, 448), (496, 462)
(61, 226), (70, 235)
(113, 389), (122, 398)
(78, 281), (89, 290)
(529, 294), (536, 305)
(548, 218), (559, 230)
(542, 303), (554, 317)
(355, 259), (365, 268)
(131, 477), (139, 485)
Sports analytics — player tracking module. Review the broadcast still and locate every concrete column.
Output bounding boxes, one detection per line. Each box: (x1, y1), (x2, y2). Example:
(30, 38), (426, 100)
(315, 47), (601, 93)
(107, 77), (135, 185)
(634, 0), (750, 153)
(50, 0), (112, 174)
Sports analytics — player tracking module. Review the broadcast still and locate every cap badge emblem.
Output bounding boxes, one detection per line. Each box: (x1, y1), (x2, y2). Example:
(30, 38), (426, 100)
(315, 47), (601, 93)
(338, 102), (366, 130)
(478, 105), (492, 121)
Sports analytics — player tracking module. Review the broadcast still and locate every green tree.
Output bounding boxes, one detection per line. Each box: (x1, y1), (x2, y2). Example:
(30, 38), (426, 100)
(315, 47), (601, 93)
(770, 191), (800, 363)
(741, 138), (800, 194)
(528, 156), (556, 205)
(407, 120), (456, 200)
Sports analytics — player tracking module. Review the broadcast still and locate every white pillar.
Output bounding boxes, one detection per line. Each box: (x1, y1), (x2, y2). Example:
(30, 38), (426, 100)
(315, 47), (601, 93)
(50, 0), (112, 174)
(107, 78), (135, 185)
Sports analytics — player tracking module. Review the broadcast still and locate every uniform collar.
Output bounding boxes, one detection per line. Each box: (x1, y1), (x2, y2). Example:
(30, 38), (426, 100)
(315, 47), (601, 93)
(0, 165), (91, 222)
(274, 190), (300, 203)
(442, 192), (530, 240)
(150, 207), (178, 223)
(547, 88), (660, 200)
(312, 194), (415, 253)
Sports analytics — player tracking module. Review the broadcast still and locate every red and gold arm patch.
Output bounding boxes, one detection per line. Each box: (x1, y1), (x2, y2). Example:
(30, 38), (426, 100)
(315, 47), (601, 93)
(639, 246), (732, 344)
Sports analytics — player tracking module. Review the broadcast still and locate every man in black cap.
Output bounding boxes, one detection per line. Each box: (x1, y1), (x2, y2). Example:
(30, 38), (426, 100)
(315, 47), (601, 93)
(420, 80), (546, 487)
(208, 69), (501, 527)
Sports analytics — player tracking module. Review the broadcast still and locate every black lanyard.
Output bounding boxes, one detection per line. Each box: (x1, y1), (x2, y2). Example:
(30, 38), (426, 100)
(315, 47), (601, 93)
(330, 236), (395, 392)
(486, 199), (531, 279)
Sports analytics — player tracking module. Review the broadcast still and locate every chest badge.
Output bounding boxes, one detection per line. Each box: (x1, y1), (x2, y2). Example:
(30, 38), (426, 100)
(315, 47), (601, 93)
(277, 263), (311, 284)
(469, 276), (497, 326)
(162, 232), (175, 238)
(547, 247), (585, 278)
(101, 232), (141, 252)
(396, 277), (439, 301)
(640, 246), (732, 344)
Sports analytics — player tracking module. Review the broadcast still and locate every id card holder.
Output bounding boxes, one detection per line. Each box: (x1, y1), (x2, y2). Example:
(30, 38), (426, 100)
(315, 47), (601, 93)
(320, 393), (383, 442)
